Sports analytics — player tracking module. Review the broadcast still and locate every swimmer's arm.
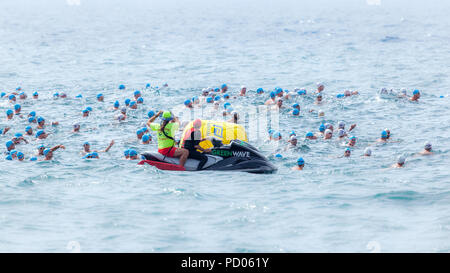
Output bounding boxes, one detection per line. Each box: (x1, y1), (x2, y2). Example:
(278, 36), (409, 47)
(1, 127), (10, 135)
(103, 140), (115, 153)
(51, 121), (59, 126)
(147, 111), (163, 127)
(349, 124), (357, 131)
(51, 144), (65, 152)
(21, 137), (29, 144)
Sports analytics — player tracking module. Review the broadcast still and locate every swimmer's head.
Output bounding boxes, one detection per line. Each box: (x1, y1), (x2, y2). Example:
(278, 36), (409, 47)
(142, 134), (151, 143)
(292, 103), (300, 109)
(6, 140), (14, 150)
(318, 110), (325, 117)
(147, 110), (155, 118)
(28, 117), (36, 123)
(397, 155), (406, 165)
(257, 88), (264, 94)
(306, 132), (314, 138)
(9, 94), (16, 101)
(364, 148), (372, 156)
(134, 90), (141, 97)
(125, 99), (131, 106)
(344, 148), (351, 156)
(413, 89), (420, 95)
(344, 90), (351, 97)
(297, 89), (307, 95)
(297, 157), (305, 166)
(270, 91), (276, 99)
(120, 107), (127, 114)
(129, 101), (137, 109)
(338, 121), (345, 129)
(292, 109), (300, 116)
(319, 124), (325, 132)
(381, 130), (388, 139)
(338, 129), (346, 137)
(223, 93), (230, 99)
(25, 126), (32, 134)
(17, 152), (24, 161)
(324, 129), (333, 138)
(206, 97), (213, 103)
(214, 95), (221, 101)
(272, 131), (282, 140)
(424, 141), (432, 151)
(119, 84), (126, 90)
(6, 109), (13, 118)
(97, 93), (104, 101)
(14, 104), (21, 111)
(289, 131), (296, 137)
(223, 102), (231, 109)
(114, 101), (120, 108)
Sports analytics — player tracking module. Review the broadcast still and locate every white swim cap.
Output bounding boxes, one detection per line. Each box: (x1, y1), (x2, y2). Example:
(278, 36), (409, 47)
(338, 129), (346, 137)
(317, 82), (324, 88)
(397, 155), (406, 164)
(338, 121), (345, 129)
(324, 129), (332, 135)
(318, 110), (324, 117)
(424, 141), (432, 149)
(364, 148), (372, 156)
(290, 135), (297, 141)
(400, 88), (407, 94)
(241, 85), (246, 89)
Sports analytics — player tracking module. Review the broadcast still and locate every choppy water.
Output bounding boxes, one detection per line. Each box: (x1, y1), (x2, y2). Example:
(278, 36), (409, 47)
(1, 0), (450, 252)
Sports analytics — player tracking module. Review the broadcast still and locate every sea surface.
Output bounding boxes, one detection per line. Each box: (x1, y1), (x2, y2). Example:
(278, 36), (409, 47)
(0, 0), (450, 252)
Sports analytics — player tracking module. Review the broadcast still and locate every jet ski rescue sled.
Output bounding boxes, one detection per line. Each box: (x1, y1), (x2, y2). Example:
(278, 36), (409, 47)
(139, 139), (277, 174)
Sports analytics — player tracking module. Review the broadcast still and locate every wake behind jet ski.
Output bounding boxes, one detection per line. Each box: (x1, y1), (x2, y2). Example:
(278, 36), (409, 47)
(139, 117), (276, 174)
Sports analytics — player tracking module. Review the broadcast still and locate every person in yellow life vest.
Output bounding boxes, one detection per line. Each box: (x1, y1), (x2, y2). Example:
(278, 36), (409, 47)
(147, 111), (189, 167)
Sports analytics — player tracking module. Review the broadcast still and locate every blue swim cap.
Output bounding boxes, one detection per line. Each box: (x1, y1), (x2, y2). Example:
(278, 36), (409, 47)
(37, 117), (45, 124)
(136, 129), (143, 135)
(114, 101), (120, 108)
(292, 103), (299, 108)
(268, 129), (275, 135)
(223, 102), (231, 109)
(16, 87), (21, 91)
(33, 92), (38, 96)
(14, 104), (21, 110)
(214, 96), (221, 101)
(297, 89), (306, 95)
(413, 89), (420, 95)
(129, 149), (137, 157)
(206, 97), (213, 103)
(76, 94), (83, 98)
(119, 84), (126, 90)
(130, 101), (136, 107)
(381, 130), (388, 138)
(275, 153), (283, 158)
(43, 149), (51, 156)
(125, 98), (131, 106)
(306, 132), (314, 137)
(142, 134), (150, 142)
(273, 131), (281, 139)
(297, 157), (305, 165)
(350, 136), (356, 141)
(293, 109), (300, 115)
(91, 152), (99, 158)
(10, 150), (17, 155)
(146, 83), (151, 88)
(319, 124), (325, 132)
(345, 148), (351, 152)
(1, 92), (5, 98)
(82, 109), (89, 114)
(6, 109), (13, 116)
(97, 93), (103, 99)
(257, 88), (264, 94)
(28, 117), (36, 123)
(124, 149), (130, 156)
(214, 88), (220, 92)
(86, 107), (93, 112)
(38, 144), (45, 149)
(15, 133), (23, 138)
(35, 130), (44, 138)
(270, 91), (276, 98)
(9, 95), (15, 100)
(224, 93), (230, 99)
(137, 97), (144, 103)
(83, 141), (90, 146)
(6, 141), (14, 148)
(134, 90), (141, 96)
(17, 152), (24, 160)
(25, 126), (32, 132)
(53, 92), (59, 97)
(192, 96), (198, 102)
(221, 84), (227, 89)
(29, 111), (36, 117)
(337, 94), (344, 98)
(30, 157), (37, 161)
(184, 99), (191, 106)
(147, 110), (155, 118)
(5, 155), (12, 161)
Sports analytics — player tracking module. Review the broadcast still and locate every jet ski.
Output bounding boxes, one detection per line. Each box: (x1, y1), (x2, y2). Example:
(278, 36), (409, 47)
(139, 139), (277, 174)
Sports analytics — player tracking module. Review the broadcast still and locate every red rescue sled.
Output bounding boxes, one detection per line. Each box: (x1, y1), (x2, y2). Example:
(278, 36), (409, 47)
(138, 160), (186, 171)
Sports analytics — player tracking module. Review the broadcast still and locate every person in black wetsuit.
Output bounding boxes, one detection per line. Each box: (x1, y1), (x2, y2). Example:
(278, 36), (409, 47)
(183, 119), (210, 170)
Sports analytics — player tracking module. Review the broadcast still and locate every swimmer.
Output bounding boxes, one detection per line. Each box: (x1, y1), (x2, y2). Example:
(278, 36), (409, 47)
(42, 145), (66, 161)
(17, 152), (24, 161)
(192, 96), (200, 105)
(14, 104), (22, 115)
(136, 129), (144, 140)
(292, 108), (300, 116)
(337, 129), (347, 139)
(273, 98), (284, 109)
(256, 88), (264, 95)
(324, 123), (334, 132)
(391, 155), (406, 168)
(129, 101), (138, 109)
(291, 157), (305, 170)
(123, 149), (130, 159)
(35, 130), (49, 140)
(343, 148), (351, 157)
(240, 85), (247, 96)
(314, 94), (323, 105)
(267, 129), (275, 141)
(297, 89), (307, 96)
(97, 93), (104, 102)
(347, 136), (357, 147)
(272, 131), (282, 141)
(137, 97), (144, 104)
(81, 140), (114, 155)
(60, 93), (67, 99)
(82, 109), (90, 117)
(285, 135), (298, 150)
(305, 132), (317, 140)
(398, 88), (408, 98)
(134, 90), (141, 100)
(184, 99), (193, 109)
(117, 107), (127, 121)
(9, 94), (16, 103)
(142, 134), (152, 144)
(128, 149), (139, 160)
(73, 124), (81, 133)
(83, 151), (100, 159)
(124, 99), (131, 107)
(417, 141), (433, 155)
(113, 101), (120, 110)
(6, 109), (14, 120)
(12, 133), (28, 145)
(292, 103), (300, 111)
(5, 140), (15, 153)
(323, 129), (333, 140)
(316, 82), (324, 93)
(264, 91), (276, 105)
(223, 93), (230, 100)
(119, 84), (126, 90)
(317, 124), (326, 136)
(228, 111), (239, 124)
(363, 147), (372, 157)
(337, 121), (356, 132)
(410, 89), (420, 102)
(32, 92), (38, 99)
(220, 84), (228, 93)
(36, 117), (58, 129)
(377, 130), (389, 142)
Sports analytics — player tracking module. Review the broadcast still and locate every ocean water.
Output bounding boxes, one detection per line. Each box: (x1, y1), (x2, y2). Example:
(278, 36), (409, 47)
(1, 0), (450, 252)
